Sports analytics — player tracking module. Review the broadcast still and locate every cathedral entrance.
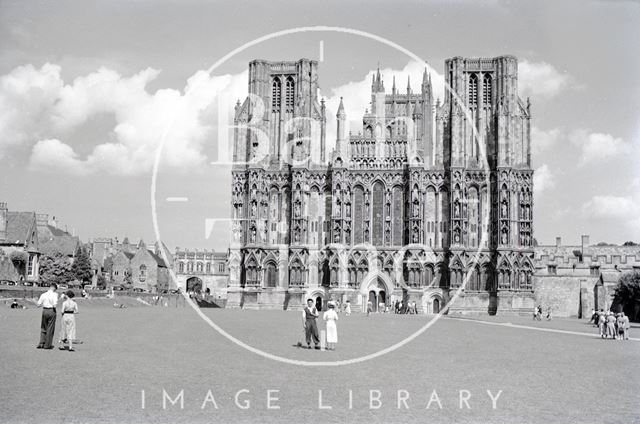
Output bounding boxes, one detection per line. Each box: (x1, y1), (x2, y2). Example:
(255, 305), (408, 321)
(186, 277), (203, 293)
(368, 291), (377, 312)
(315, 295), (323, 312)
(361, 273), (392, 313)
(433, 298), (440, 314)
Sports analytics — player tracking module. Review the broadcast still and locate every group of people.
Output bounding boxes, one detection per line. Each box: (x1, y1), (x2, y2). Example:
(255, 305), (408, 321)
(590, 309), (630, 340)
(394, 300), (418, 314)
(301, 298), (339, 350)
(35, 282), (79, 352)
(532, 305), (552, 321)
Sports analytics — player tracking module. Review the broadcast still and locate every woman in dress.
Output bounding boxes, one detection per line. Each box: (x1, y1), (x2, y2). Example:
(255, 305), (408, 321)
(58, 290), (79, 351)
(323, 302), (339, 351)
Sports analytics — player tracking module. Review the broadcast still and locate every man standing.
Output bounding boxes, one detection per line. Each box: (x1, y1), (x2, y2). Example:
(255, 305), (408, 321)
(302, 298), (320, 349)
(36, 283), (59, 349)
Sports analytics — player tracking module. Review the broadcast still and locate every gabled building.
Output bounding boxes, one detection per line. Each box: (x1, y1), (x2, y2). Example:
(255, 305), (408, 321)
(102, 237), (173, 292)
(0, 202), (40, 283)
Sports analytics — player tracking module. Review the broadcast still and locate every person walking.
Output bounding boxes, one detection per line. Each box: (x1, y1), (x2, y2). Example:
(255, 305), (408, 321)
(302, 299), (320, 349)
(344, 300), (351, 316)
(606, 312), (617, 340)
(323, 302), (339, 351)
(622, 312), (630, 340)
(36, 283), (59, 349)
(616, 313), (626, 341)
(58, 291), (79, 351)
(598, 311), (606, 338)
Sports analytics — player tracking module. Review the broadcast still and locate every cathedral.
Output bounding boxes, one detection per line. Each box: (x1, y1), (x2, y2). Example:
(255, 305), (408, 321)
(228, 56), (535, 315)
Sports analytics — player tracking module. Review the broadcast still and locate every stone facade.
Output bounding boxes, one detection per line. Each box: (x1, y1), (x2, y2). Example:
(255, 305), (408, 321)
(173, 249), (229, 298)
(228, 57), (535, 314)
(101, 239), (171, 292)
(532, 235), (640, 317)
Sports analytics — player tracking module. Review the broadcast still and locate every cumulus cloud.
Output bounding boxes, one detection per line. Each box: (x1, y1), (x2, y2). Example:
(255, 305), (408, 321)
(29, 138), (89, 175)
(519, 60), (574, 100)
(569, 129), (631, 166)
(531, 126), (561, 154)
(0, 63), (248, 175)
(533, 164), (555, 194)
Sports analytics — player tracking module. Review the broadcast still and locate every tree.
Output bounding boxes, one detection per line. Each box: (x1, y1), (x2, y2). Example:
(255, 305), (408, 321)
(39, 251), (74, 287)
(122, 267), (133, 291)
(96, 273), (107, 290)
(71, 245), (93, 285)
(9, 251), (28, 277)
(614, 271), (640, 321)
(622, 241), (638, 246)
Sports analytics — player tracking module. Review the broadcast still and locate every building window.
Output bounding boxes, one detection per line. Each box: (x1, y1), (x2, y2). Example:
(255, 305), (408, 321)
(27, 254), (35, 276)
(590, 266), (600, 277)
(272, 77), (281, 109)
(218, 263), (225, 273)
(179, 262), (184, 273)
(206, 262), (211, 273)
(547, 265), (557, 275)
(468, 73), (478, 107)
(139, 264), (147, 282)
(187, 262), (193, 272)
(482, 74), (492, 105)
(196, 262), (203, 273)
(285, 76), (295, 111)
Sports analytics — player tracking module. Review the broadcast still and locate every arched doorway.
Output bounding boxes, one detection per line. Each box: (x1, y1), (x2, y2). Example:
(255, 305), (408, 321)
(186, 276), (203, 293)
(360, 272), (392, 313)
(368, 290), (377, 312)
(315, 296), (323, 312)
(433, 298), (440, 314)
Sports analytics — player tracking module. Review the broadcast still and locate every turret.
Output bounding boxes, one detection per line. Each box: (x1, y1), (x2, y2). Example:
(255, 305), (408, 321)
(336, 97), (347, 158)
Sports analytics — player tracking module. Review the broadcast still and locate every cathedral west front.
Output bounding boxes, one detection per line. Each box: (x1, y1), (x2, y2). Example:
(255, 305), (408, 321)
(228, 56), (535, 315)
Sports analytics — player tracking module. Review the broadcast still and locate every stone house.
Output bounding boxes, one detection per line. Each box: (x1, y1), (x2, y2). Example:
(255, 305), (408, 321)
(0, 202), (40, 284)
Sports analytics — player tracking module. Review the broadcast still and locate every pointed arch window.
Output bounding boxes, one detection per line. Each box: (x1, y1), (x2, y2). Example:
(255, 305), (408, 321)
(468, 73), (478, 107)
(271, 77), (281, 110)
(285, 76), (295, 111)
(482, 74), (492, 106)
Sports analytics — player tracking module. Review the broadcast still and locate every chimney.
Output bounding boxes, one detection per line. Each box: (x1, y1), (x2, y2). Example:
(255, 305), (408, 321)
(555, 236), (562, 248)
(0, 202), (7, 241)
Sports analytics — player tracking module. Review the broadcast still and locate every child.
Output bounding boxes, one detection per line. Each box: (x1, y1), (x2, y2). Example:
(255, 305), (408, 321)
(58, 290), (79, 352)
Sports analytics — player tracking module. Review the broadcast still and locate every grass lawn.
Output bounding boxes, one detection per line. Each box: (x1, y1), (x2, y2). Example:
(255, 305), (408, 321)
(0, 299), (638, 423)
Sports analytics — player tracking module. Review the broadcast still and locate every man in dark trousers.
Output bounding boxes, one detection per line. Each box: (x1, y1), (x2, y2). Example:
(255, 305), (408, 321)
(302, 298), (320, 349)
(36, 283), (59, 349)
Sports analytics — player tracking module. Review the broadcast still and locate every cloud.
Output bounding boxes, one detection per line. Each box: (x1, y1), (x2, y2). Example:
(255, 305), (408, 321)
(0, 63), (63, 158)
(531, 126), (561, 154)
(29, 138), (89, 175)
(569, 129), (631, 166)
(0, 63), (248, 175)
(533, 164), (555, 194)
(518, 60), (573, 100)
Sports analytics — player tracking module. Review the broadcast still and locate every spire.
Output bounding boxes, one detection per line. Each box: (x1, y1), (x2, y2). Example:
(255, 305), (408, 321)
(392, 75), (396, 95)
(407, 75), (411, 95)
(336, 97), (345, 118)
(372, 65), (385, 93)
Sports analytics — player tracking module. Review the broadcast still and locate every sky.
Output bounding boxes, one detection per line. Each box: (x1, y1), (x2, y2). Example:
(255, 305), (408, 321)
(0, 0), (638, 251)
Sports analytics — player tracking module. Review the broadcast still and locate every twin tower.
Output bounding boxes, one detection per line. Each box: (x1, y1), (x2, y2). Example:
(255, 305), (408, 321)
(228, 56), (534, 315)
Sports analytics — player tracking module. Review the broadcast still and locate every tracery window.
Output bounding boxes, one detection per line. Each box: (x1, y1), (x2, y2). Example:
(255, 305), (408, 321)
(285, 77), (295, 111)
(468, 73), (478, 107)
(271, 77), (281, 109)
(482, 74), (492, 105)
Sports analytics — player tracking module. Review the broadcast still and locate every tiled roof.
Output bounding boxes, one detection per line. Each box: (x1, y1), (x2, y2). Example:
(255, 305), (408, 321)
(4, 212), (36, 246)
(147, 250), (167, 268)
